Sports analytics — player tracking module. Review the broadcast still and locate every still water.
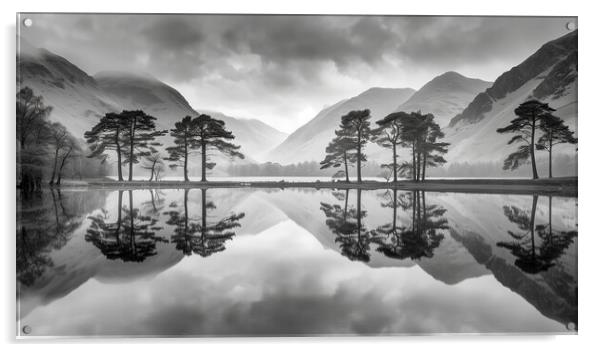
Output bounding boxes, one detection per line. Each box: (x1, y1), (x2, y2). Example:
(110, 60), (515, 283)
(17, 187), (577, 336)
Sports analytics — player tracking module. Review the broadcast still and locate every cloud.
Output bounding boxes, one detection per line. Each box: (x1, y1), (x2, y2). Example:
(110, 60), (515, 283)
(20, 14), (574, 132)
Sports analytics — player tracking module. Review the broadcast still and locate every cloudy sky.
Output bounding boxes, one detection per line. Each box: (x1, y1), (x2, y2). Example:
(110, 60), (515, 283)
(21, 14), (574, 133)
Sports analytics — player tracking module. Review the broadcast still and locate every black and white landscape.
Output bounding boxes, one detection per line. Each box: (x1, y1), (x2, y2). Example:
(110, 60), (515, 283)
(16, 14), (577, 337)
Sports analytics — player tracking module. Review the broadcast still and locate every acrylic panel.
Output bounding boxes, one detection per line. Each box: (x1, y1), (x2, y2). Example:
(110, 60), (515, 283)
(16, 13), (578, 337)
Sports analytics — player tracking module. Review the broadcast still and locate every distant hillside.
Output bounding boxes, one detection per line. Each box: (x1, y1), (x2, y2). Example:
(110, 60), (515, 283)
(17, 43), (286, 175)
(396, 71), (492, 127)
(444, 30), (578, 167)
(267, 87), (415, 164)
(196, 110), (287, 162)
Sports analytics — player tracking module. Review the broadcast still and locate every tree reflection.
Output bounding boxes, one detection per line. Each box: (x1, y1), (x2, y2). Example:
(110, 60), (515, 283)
(18, 189), (98, 286)
(497, 195), (577, 274)
(86, 190), (166, 262)
(372, 190), (447, 261)
(165, 189), (245, 257)
(320, 189), (372, 262)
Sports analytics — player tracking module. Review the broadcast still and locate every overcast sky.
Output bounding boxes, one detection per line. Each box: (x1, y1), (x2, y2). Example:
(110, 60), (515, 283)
(21, 14), (574, 133)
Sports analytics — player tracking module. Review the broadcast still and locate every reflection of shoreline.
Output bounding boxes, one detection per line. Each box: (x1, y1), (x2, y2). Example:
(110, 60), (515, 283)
(77, 177), (578, 196)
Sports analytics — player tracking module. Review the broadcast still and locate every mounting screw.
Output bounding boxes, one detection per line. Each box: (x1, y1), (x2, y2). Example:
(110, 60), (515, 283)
(23, 18), (33, 27)
(22, 325), (32, 334)
(566, 21), (576, 31)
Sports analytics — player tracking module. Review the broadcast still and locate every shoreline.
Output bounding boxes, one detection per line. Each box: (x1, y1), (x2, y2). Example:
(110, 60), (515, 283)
(47, 177), (579, 197)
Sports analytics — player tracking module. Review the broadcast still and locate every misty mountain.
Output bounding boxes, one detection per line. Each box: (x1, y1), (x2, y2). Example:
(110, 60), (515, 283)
(444, 30), (578, 165)
(18, 43), (288, 171)
(267, 87), (415, 164)
(395, 71), (492, 127)
(195, 110), (287, 162)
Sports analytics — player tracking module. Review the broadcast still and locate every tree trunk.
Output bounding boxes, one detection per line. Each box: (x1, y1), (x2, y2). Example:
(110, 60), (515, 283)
(184, 189), (189, 238)
(530, 119), (539, 179)
(184, 133), (189, 182)
(356, 189), (362, 241)
(49, 147), (59, 185)
(128, 119), (136, 181)
(201, 143), (207, 182)
(116, 190), (123, 237)
(129, 190), (135, 255)
(115, 127), (123, 182)
(392, 189), (398, 233)
(422, 153), (427, 182)
(356, 143), (362, 183)
(412, 142), (416, 181)
(56, 147), (72, 186)
(530, 195), (539, 258)
(392, 144), (398, 183)
(201, 189), (207, 234)
(549, 135), (553, 178)
(416, 147), (421, 181)
(343, 152), (349, 183)
(548, 195), (552, 241)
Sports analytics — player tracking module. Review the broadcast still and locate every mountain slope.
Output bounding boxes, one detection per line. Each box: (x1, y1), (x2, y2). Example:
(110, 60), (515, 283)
(18, 41), (122, 138)
(443, 30), (578, 165)
(396, 71), (492, 127)
(196, 110), (287, 162)
(267, 87), (415, 164)
(17, 44), (286, 171)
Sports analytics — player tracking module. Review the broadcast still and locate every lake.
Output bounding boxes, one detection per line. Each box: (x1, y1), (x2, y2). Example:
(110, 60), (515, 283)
(16, 187), (578, 336)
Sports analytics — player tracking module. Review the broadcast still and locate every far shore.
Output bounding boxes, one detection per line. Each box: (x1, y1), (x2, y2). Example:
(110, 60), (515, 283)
(42, 176), (578, 197)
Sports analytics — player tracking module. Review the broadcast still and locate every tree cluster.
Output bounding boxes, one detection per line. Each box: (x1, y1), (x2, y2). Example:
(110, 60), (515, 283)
(320, 109), (449, 183)
(17, 87), (105, 192)
(497, 99), (577, 179)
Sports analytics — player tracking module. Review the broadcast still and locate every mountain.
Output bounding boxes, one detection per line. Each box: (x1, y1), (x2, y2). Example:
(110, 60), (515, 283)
(94, 71), (197, 131)
(18, 40), (122, 138)
(444, 30), (578, 165)
(195, 110), (287, 162)
(267, 87), (415, 164)
(395, 71), (492, 127)
(17, 43), (287, 170)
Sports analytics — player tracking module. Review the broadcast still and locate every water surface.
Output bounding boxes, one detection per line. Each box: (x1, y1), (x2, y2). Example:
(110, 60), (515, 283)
(17, 187), (577, 336)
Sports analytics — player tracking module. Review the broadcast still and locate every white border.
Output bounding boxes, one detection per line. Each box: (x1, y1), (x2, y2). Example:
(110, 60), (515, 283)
(2, 0), (599, 350)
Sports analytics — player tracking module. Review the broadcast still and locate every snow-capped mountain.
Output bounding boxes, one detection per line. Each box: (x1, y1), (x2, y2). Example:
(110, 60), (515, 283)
(395, 71), (492, 127)
(267, 87), (415, 164)
(444, 30), (578, 166)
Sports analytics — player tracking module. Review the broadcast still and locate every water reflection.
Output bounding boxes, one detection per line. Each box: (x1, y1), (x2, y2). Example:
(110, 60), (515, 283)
(165, 189), (245, 257)
(16, 187), (578, 335)
(497, 195), (577, 274)
(17, 189), (106, 286)
(86, 190), (167, 262)
(372, 190), (447, 261)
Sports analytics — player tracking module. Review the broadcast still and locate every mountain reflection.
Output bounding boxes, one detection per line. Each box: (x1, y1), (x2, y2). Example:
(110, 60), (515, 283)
(497, 195), (578, 274)
(86, 190), (167, 262)
(17, 187), (578, 333)
(165, 189), (245, 257)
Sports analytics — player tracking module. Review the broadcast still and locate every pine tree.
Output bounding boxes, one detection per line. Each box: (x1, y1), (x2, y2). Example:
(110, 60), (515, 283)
(166, 116), (200, 182)
(497, 100), (555, 179)
(319, 127), (356, 182)
(374, 112), (408, 183)
(536, 115), (577, 178)
(339, 109), (373, 183)
(195, 114), (244, 182)
(85, 112), (128, 181)
(120, 110), (167, 181)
